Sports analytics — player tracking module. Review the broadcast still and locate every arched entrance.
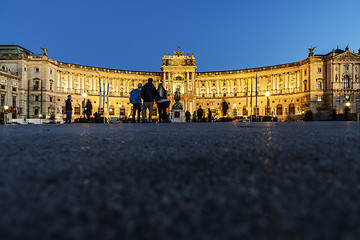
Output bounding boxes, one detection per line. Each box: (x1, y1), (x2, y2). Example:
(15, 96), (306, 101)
(242, 106), (248, 116)
(276, 104), (283, 116)
(289, 103), (295, 115)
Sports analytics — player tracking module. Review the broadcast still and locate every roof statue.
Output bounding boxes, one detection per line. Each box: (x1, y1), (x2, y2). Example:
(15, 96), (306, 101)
(174, 45), (184, 57)
(41, 47), (48, 56)
(345, 45), (349, 51)
(308, 46), (316, 57)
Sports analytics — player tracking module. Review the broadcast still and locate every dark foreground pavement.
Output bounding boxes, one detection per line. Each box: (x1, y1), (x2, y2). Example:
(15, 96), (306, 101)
(0, 122), (360, 240)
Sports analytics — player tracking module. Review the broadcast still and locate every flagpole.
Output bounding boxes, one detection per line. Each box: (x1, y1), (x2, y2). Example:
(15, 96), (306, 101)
(107, 82), (110, 121)
(250, 76), (253, 122)
(103, 80), (106, 124)
(246, 79), (248, 117)
(255, 73), (258, 122)
(99, 76), (102, 113)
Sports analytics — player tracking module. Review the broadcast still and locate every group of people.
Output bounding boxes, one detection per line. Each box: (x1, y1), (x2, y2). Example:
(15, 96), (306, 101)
(65, 95), (92, 124)
(130, 78), (169, 123)
(185, 106), (213, 123)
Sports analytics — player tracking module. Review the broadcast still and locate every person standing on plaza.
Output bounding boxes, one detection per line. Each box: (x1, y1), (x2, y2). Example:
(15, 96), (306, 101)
(185, 110), (191, 123)
(130, 83), (142, 123)
(197, 106), (204, 122)
(65, 95), (72, 123)
(222, 100), (229, 117)
(85, 99), (93, 120)
(208, 108), (212, 122)
(156, 82), (168, 123)
(141, 78), (156, 123)
(192, 111), (197, 122)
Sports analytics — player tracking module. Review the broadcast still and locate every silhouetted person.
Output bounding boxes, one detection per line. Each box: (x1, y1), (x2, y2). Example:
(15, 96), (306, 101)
(130, 83), (142, 123)
(185, 110), (191, 122)
(85, 100), (92, 119)
(65, 95), (72, 123)
(208, 108), (212, 122)
(141, 78), (157, 123)
(197, 106), (204, 122)
(222, 101), (228, 117)
(156, 82), (168, 123)
(192, 111), (197, 122)
(304, 110), (313, 121)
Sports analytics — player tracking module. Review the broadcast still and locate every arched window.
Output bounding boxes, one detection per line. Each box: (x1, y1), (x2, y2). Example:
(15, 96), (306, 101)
(277, 104), (283, 116)
(317, 81), (322, 90)
(33, 78), (40, 90)
(289, 103), (295, 115)
(242, 106), (248, 116)
(344, 75), (350, 89)
(109, 105), (115, 115)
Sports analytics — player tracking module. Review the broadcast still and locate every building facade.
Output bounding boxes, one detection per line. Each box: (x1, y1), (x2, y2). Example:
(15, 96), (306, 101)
(0, 45), (359, 121)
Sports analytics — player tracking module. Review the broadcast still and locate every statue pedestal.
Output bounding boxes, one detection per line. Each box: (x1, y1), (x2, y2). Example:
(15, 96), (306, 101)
(171, 110), (185, 123)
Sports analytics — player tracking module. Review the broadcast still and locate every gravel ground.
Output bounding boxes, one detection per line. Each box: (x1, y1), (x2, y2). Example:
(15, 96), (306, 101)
(0, 122), (360, 240)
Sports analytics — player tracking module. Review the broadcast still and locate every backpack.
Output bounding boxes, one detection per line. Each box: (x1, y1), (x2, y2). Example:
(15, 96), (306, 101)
(130, 89), (140, 103)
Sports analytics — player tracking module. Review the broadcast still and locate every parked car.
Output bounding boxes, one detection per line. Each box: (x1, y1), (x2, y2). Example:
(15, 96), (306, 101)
(109, 117), (123, 123)
(233, 116), (250, 122)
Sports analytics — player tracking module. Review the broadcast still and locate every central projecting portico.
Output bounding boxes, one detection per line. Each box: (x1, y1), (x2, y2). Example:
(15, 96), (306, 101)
(161, 47), (197, 113)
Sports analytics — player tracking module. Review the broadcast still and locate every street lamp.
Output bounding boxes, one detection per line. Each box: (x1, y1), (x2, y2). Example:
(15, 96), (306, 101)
(265, 91), (270, 116)
(345, 102), (350, 107)
(4, 105), (8, 125)
(82, 93), (87, 118)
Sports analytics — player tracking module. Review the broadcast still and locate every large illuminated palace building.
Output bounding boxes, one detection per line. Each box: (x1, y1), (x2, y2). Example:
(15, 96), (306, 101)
(0, 45), (360, 121)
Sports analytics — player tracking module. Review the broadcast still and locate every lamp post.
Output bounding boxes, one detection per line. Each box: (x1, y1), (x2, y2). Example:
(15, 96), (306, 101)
(82, 93), (87, 118)
(233, 103), (237, 117)
(345, 102), (351, 114)
(265, 91), (270, 116)
(4, 105), (8, 125)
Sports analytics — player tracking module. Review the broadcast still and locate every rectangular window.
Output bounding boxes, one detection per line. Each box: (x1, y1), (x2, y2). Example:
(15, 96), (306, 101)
(74, 106), (80, 114)
(1, 85), (5, 89)
(36, 68), (39, 72)
(12, 96), (16, 107)
(12, 88), (16, 92)
(120, 108), (125, 116)
(317, 96), (322, 102)
(318, 68), (321, 73)
(0, 94), (5, 105)
(345, 66), (349, 71)
(35, 96), (39, 101)
(318, 82), (322, 89)
(34, 109), (39, 116)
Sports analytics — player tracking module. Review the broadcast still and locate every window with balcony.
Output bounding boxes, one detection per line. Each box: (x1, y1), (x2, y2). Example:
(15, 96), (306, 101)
(344, 75), (350, 89)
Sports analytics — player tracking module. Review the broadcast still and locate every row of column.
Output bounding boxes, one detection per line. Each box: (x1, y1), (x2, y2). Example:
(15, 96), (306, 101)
(196, 71), (301, 96)
(56, 71), (153, 96)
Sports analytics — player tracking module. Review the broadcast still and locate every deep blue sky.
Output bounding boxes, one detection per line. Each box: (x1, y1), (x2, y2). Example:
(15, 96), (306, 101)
(2, 0), (360, 72)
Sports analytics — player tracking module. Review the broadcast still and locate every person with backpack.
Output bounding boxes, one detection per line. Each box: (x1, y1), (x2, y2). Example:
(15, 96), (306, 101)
(156, 82), (168, 123)
(141, 78), (157, 123)
(130, 83), (142, 123)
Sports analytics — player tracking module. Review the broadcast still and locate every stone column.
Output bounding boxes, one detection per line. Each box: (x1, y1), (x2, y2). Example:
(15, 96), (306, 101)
(82, 74), (85, 93)
(57, 71), (61, 92)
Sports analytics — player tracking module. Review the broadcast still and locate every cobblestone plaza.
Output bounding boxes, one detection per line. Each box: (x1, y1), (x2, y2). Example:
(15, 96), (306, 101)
(0, 122), (359, 239)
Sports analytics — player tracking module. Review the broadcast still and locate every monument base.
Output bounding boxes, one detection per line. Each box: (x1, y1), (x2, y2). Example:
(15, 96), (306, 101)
(171, 110), (185, 123)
